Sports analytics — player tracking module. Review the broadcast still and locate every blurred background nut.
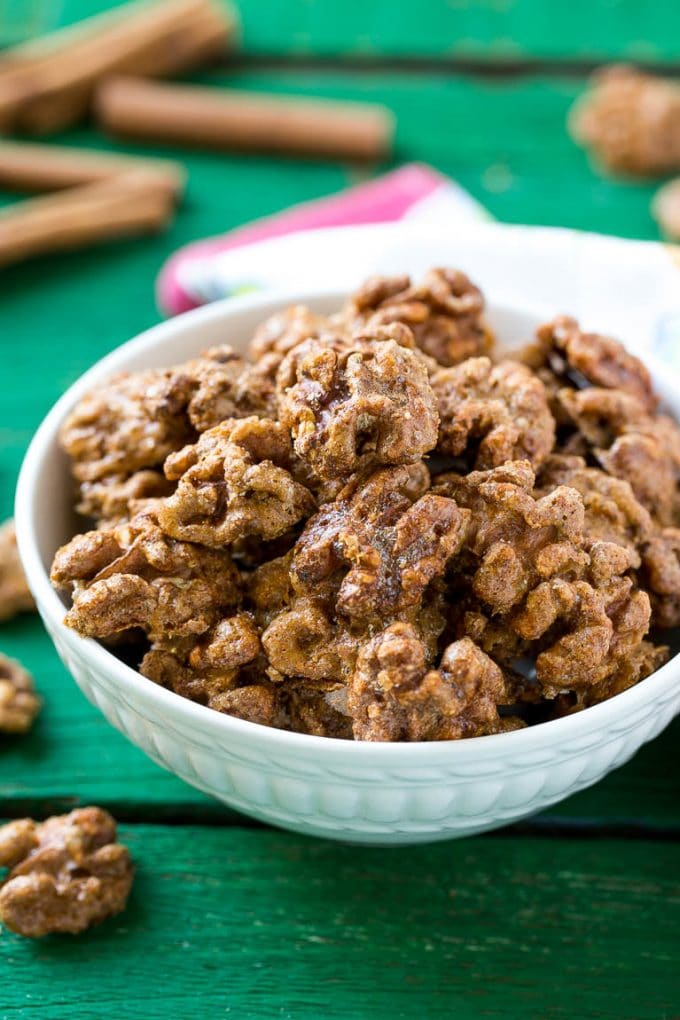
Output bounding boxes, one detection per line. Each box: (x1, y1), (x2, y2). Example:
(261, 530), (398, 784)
(0, 520), (35, 622)
(0, 653), (41, 735)
(653, 178), (680, 241)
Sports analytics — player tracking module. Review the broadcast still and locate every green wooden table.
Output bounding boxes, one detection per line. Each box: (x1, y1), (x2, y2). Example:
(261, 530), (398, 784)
(2, 2), (680, 1016)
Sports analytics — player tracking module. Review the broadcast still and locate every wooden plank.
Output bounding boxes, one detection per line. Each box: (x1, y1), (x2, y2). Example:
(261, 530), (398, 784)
(1, 72), (677, 825)
(47, 0), (680, 65)
(1, 826), (678, 1018)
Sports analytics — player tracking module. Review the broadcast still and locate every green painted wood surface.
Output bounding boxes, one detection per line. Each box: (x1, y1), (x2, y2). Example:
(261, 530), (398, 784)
(2, 5), (680, 1016)
(49, 0), (680, 65)
(0, 827), (679, 1020)
(2, 68), (677, 826)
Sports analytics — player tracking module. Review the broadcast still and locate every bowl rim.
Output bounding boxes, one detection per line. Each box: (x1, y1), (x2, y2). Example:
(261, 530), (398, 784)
(15, 282), (680, 761)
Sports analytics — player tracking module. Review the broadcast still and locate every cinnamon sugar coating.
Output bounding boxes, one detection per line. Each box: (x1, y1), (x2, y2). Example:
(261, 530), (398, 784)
(158, 417), (315, 547)
(349, 623), (515, 741)
(140, 612), (262, 708)
(52, 504), (240, 644)
(0, 808), (133, 938)
(520, 316), (656, 412)
(0, 655), (41, 735)
(538, 455), (680, 629)
(262, 464), (468, 683)
(60, 345), (274, 523)
(343, 268), (492, 366)
(283, 681), (353, 738)
(277, 335), (439, 487)
(639, 529), (680, 628)
(0, 520), (35, 622)
(431, 357), (555, 468)
(76, 470), (173, 524)
(51, 271), (675, 737)
(249, 304), (339, 371)
(434, 460), (586, 617)
(555, 387), (680, 525)
(435, 460), (663, 698)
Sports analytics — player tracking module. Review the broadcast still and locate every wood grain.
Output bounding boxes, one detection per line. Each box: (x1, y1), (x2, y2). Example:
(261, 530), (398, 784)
(1, 826), (678, 1019)
(1, 70), (676, 825)
(1, 19), (679, 1015)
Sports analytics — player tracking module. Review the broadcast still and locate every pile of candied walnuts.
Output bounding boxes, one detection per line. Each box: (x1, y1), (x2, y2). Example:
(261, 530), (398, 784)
(50, 267), (680, 742)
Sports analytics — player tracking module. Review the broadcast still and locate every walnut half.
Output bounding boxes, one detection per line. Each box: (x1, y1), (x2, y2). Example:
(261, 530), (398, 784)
(0, 808), (133, 937)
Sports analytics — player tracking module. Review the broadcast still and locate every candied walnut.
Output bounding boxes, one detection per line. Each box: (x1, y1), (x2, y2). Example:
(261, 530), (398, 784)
(569, 65), (680, 177)
(0, 808), (133, 938)
(158, 418), (315, 547)
(76, 470), (173, 524)
(248, 552), (295, 630)
(514, 574), (654, 698)
(431, 357), (555, 468)
(283, 681), (353, 739)
(437, 459), (659, 696)
(210, 684), (288, 728)
(60, 346), (275, 521)
(51, 504), (240, 644)
(447, 597), (530, 667)
(248, 304), (338, 368)
(537, 455), (654, 564)
(597, 431), (680, 526)
(141, 612), (261, 707)
(434, 460), (586, 616)
(186, 345), (276, 432)
(0, 520), (34, 622)
(520, 317), (656, 412)
(349, 623), (509, 741)
(640, 528), (680, 628)
(653, 177), (680, 241)
(291, 465), (466, 625)
(60, 367), (193, 483)
(0, 655), (41, 735)
(554, 641), (669, 714)
(538, 455), (680, 628)
(557, 387), (648, 448)
(262, 594), (356, 683)
(343, 268), (492, 366)
(262, 465), (468, 682)
(277, 336), (438, 486)
(556, 388), (680, 525)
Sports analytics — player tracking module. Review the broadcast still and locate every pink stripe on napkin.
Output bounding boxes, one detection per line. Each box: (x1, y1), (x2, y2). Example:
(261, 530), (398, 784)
(157, 164), (453, 315)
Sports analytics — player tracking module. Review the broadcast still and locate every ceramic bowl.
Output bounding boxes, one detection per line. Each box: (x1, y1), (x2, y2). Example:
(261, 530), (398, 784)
(15, 263), (680, 845)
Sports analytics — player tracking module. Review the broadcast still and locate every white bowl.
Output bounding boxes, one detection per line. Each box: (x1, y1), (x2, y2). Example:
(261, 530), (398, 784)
(15, 282), (680, 845)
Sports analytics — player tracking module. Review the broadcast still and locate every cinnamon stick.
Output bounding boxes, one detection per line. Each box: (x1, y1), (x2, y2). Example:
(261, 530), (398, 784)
(0, 0), (236, 135)
(95, 77), (395, 162)
(0, 141), (185, 198)
(0, 172), (175, 268)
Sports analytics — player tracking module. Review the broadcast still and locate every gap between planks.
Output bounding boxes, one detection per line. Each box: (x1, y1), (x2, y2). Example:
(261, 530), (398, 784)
(226, 54), (680, 79)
